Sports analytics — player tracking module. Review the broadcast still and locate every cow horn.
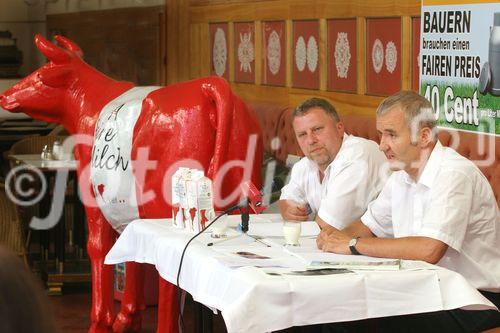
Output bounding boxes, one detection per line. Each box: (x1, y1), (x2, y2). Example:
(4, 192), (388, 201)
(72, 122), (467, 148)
(54, 35), (83, 58)
(35, 34), (71, 64)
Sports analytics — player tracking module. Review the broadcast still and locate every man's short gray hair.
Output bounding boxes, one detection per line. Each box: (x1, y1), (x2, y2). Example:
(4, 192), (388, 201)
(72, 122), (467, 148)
(376, 90), (436, 131)
(294, 97), (340, 122)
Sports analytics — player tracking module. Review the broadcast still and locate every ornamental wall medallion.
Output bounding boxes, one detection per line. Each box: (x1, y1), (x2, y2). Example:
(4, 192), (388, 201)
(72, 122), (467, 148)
(262, 21), (286, 86)
(210, 23), (229, 79)
(292, 20), (320, 89)
(295, 36), (307, 72)
(234, 22), (255, 83)
(327, 19), (357, 93)
(385, 41), (397, 74)
(366, 17), (402, 96)
(307, 36), (319, 72)
(372, 38), (384, 74)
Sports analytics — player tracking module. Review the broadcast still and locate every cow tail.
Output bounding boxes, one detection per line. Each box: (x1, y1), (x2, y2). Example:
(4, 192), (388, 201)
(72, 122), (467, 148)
(201, 78), (233, 179)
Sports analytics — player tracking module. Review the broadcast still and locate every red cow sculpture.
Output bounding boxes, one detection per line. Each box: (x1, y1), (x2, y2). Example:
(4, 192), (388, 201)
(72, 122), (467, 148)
(0, 34), (263, 333)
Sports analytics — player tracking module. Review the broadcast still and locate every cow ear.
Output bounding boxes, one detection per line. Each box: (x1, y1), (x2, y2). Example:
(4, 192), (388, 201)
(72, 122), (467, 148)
(54, 35), (84, 58)
(39, 66), (72, 88)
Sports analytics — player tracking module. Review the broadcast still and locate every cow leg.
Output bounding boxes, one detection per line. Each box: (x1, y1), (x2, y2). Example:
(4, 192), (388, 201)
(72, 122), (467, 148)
(113, 262), (145, 332)
(157, 277), (180, 333)
(87, 213), (116, 333)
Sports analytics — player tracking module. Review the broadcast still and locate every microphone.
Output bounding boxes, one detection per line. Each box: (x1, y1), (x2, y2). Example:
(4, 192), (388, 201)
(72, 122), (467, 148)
(221, 180), (268, 233)
(240, 180), (267, 214)
(227, 180), (270, 214)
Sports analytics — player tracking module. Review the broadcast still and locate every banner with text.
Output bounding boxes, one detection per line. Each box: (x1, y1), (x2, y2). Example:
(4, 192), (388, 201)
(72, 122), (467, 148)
(421, 0), (500, 135)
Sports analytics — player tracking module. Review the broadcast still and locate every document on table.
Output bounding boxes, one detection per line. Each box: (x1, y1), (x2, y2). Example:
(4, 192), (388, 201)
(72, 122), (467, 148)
(211, 245), (305, 269)
(284, 241), (401, 271)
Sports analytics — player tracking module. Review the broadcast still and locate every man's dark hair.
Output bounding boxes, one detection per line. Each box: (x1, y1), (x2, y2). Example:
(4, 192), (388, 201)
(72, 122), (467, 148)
(293, 98), (340, 122)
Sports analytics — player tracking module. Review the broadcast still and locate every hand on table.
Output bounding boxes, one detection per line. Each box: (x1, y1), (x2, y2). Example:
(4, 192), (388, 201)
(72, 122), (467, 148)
(316, 227), (351, 255)
(279, 200), (310, 221)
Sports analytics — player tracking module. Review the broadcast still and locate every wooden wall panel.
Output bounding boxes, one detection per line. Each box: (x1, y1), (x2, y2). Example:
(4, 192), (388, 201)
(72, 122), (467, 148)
(47, 6), (165, 86)
(188, 1), (420, 23)
(42, 0), (424, 120)
(167, 0), (421, 115)
(254, 21), (262, 85)
(402, 16), (412, 91)
(172, 0), (421, 117)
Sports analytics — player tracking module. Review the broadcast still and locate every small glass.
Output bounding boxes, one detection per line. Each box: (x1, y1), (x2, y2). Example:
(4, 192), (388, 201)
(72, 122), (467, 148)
(52, 140), (62, 160)
(41, 145), (52, 160)
(283, 221), (301, 246)
(211, 212), (228, 238)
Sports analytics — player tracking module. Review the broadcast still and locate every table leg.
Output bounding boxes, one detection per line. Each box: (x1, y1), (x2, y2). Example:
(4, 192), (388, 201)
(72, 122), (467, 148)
(157, 278), (180, 333)
(57, 202), (65, 274)
(39, 174), (52, 262)
(73, 180), (86, 259)
(196, 303), (213, 333)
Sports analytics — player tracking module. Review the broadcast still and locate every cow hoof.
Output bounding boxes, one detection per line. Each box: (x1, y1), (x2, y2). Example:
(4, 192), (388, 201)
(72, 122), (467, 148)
(112, 311), (142, 332)
(89, 322), (113, 333)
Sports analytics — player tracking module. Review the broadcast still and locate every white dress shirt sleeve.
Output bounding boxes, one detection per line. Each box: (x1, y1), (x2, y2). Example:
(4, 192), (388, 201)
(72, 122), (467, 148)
(279, 160), (307, 204)
(415, 170), (473, 251)
(318, 159), (380, 229)
(361, 174), (394, 238)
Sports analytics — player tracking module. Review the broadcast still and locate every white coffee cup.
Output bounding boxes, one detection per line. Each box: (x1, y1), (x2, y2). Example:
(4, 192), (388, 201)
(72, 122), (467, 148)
(283, 221), (301, 246)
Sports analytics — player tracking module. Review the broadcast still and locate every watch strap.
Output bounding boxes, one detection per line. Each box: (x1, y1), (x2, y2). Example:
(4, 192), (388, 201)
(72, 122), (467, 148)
(349, 237), (361, 255)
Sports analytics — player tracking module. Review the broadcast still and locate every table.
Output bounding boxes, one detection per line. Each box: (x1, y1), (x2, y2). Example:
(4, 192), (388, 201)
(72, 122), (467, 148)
(105, 215), (497, 333)
(8, 154), (89, 293)
(9, 153), (77, 170)
(0, 120), (49, 127)
(0, 123), (52, 177)
(0, 125), (54, 136)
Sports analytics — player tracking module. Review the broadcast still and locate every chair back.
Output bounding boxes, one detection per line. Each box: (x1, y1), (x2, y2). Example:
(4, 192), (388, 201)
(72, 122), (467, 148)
(0, 182), (26, 260)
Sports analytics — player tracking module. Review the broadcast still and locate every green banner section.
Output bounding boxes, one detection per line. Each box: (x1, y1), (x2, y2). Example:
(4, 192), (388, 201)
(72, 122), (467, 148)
(420, 3), (500, 135)
(420, 81), (499, 135)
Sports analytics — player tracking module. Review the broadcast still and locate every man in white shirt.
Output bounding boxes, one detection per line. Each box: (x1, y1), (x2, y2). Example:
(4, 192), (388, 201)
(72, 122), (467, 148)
(317, 90), (500, 331)
(279, 97), (388, 229)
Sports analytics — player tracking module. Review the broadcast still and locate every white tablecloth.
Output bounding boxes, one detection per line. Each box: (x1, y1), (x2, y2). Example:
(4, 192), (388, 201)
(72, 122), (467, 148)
(105, 215), (497, 333)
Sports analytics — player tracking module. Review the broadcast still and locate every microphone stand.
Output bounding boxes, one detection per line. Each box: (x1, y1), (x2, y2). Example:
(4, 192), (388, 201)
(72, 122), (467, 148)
(239, 198), (250, 233)
(237, 199), (270, 247)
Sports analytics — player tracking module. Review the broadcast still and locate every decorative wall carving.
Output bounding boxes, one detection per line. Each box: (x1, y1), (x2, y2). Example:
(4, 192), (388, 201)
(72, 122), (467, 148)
(366, 17), (402, 96)
(292, 20), (319, 90)
(262, 20), (286, 87)
(327, 19), (357, 93)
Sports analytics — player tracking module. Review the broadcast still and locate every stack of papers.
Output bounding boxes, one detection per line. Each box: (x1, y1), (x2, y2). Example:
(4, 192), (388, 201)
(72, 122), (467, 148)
(287, 249), (401, 271)
(206, 217), (401, 271)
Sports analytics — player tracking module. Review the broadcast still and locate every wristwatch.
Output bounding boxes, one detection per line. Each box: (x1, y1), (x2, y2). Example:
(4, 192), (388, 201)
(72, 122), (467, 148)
(349, 237), (361, 255)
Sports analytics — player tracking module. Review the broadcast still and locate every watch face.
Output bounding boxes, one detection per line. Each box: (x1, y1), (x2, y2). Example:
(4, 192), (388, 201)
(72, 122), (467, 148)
(349, 238), (357, 247)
